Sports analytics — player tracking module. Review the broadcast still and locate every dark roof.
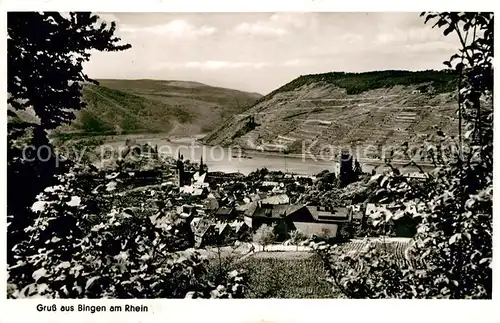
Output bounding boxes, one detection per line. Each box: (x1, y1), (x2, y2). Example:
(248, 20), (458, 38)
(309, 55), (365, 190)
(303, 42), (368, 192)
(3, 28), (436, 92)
(215, 206), (235, 216)
(243, 202), (353, 224)
(306, 206), (351, 222)
(252, 204), (303, 219)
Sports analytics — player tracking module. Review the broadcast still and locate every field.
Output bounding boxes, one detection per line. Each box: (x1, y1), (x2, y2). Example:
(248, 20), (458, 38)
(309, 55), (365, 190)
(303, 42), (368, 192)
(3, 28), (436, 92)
(237, 252), (339, 298)
(202, 239), (413, 299)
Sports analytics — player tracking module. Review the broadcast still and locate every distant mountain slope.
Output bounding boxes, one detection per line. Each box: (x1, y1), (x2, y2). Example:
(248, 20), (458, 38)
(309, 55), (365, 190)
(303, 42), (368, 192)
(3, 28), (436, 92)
(56, 79), (262, 137)
(202, 70), (462, 159)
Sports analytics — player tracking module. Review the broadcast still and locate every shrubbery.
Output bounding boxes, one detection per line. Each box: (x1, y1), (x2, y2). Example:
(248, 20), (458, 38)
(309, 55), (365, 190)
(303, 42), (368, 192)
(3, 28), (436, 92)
(7, 167), (247, 298)
(6, 12), (250, 299)
(253, 224), (276, 251)
(314, 12), (493, 299)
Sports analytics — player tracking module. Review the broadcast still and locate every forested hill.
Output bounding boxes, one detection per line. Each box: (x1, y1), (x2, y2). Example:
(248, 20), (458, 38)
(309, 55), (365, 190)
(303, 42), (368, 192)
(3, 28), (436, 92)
(54, 79), (262, 137)
(202, 70), (459, 158)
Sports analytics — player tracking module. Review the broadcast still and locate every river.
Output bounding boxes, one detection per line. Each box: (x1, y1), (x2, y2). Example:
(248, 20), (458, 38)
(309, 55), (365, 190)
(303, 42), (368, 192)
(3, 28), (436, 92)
(98, 135), (433, 176)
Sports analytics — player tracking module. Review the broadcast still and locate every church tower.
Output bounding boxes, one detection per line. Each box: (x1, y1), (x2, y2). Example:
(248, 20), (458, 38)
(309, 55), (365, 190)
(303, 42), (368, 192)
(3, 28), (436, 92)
(176, 152), (185, 187)
(339, 149), (354, 186)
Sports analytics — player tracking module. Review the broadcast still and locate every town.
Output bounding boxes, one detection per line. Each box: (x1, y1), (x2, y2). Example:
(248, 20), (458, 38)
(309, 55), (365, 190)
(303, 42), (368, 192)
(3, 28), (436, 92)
(93, 139), (421, 253)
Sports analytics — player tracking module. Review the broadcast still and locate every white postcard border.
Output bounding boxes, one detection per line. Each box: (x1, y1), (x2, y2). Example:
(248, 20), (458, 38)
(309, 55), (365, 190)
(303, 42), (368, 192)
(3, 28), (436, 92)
(0, 1), (498, 323)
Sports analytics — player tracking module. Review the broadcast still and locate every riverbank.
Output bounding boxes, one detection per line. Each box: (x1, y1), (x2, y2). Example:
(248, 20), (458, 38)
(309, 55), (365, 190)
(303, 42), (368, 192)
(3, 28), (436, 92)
(70, 132), (436, 176)
(102, 133), (433, 166)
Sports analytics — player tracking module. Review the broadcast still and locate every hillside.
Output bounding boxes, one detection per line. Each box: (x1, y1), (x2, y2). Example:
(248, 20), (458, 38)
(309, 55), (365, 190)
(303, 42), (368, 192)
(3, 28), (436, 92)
(202, 70), (461, 159)
(55, 79), (262, 137)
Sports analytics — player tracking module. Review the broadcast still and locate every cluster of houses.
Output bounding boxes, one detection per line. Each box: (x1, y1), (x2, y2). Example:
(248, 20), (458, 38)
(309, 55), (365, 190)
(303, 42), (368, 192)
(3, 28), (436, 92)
(109, 140), (420, 249)
(165, 154), (369, 247)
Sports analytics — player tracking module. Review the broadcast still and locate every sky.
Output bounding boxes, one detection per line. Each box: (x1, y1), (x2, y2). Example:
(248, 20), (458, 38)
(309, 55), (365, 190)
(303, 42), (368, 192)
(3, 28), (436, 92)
(83, 12), (460, 95)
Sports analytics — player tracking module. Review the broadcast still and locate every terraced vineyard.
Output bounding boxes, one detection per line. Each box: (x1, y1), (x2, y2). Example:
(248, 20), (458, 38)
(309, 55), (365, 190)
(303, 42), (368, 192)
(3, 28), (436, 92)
(335, 238), (417, 268)
(203, 70), (461, 159)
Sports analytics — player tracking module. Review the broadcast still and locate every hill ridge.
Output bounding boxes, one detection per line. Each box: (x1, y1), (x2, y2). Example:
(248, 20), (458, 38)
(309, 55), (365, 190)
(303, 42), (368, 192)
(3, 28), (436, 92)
(55, 79), (262, 138)
(202, 70), (460, 159)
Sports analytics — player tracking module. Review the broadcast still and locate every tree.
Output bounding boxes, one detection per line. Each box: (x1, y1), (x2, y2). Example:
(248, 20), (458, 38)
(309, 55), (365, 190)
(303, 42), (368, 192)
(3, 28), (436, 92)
(8, 12), (131, 129)
(337, 223), (355, 242)
(6, 12), (251, 299)
(317, 171), (337, 190)
(7, 12), (131, 255)
(353, 159), (363, 176)
(259, 167), (270, 180)
(339, 151), (355, 186)
(315, 12), (493, 299)
(253, 224), (276, 251)
(7, 169), (247, 298)
(289, 230), (307, 251)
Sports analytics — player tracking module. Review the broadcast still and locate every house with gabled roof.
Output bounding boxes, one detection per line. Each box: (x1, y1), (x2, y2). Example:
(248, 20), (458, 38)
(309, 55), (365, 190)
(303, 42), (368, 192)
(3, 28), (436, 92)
(214, 206), (237, 220)
(242, 201), (354, 241)
(229, 220), (250, 235)
(191, 218), (217, 248)
(214, 222), (233, 243)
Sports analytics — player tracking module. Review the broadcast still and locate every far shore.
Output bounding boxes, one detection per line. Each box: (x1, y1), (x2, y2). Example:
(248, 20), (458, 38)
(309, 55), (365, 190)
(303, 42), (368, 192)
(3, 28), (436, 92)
(57, 131), (437, 170)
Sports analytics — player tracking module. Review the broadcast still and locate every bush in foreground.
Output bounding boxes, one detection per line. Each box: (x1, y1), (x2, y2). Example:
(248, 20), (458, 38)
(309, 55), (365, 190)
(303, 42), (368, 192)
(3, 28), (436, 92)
(7, 168), (247, 299)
